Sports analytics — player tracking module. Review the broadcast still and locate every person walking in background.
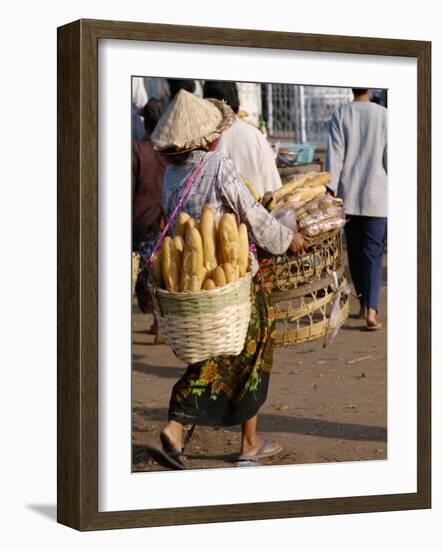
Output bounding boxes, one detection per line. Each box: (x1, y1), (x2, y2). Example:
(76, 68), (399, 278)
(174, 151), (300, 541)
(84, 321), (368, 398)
(326, 88), (387, 330)
(133, 98), (167, 317)
(203, 81), (282, 196)
(144, 77), (170, 110)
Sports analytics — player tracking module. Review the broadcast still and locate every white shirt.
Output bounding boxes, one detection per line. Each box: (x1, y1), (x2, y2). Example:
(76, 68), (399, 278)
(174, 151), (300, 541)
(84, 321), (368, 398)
(326, 101), (388, 217)
(132, 77), (148, 109)
(216, 119), (282, 196)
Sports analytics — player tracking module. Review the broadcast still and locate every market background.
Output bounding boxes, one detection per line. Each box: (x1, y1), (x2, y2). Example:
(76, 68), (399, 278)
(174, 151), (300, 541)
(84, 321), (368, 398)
(0, 0), (439, 548)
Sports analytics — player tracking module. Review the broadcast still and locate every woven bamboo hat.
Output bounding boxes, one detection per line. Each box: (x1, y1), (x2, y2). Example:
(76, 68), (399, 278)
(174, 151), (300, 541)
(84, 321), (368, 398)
(151, 89), (235, 153)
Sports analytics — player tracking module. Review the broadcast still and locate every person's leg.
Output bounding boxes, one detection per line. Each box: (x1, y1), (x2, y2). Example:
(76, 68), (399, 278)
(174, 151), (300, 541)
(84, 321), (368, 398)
(241, 415), (261, 454)
(240, 415), (281, 458)
(345, 216), (366, 313)
(161, 420), (184, 452)
(361, 217), (387, 327)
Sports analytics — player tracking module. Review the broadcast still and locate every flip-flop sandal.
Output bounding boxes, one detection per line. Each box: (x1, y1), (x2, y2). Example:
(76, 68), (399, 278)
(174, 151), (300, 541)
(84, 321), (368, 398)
(145, 444), (187, 470)
(237, 439), (283, 462)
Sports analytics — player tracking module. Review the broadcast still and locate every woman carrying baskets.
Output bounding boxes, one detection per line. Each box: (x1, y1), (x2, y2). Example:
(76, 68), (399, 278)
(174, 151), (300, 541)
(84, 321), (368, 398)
(146, 90), (304, 469)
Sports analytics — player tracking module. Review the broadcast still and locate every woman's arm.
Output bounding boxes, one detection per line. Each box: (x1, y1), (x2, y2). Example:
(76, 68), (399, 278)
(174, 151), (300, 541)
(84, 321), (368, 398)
(216, 156), (297, 255)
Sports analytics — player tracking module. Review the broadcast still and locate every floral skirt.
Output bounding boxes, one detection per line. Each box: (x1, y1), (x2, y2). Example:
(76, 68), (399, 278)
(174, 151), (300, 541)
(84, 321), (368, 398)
(168, 282), (275, 427)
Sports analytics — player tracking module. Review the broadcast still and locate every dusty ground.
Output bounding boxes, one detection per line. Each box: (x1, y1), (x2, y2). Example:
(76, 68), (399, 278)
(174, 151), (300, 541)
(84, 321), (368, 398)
(132, 262), (387, 472)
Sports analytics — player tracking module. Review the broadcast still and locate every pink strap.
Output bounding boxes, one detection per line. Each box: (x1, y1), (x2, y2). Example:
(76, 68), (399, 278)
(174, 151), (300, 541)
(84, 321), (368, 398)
(147, 156), (205, 266)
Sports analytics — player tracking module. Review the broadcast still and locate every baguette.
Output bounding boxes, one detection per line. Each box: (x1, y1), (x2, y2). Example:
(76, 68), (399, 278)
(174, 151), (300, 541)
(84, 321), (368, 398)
(303, 172), (331, 188)
(162, 237), (181, 292)
(218, 213), (239, 265)
(173, 235), (184, 268)
(223, 262), (238, 284)
(213, 265), (227, 287)
(200, 204), (218, 271)
(238, 223), (249, 277)
(180, 224), (204, 292)
(271, 175), (310, 203)
(175, 212), (191, 238)
(290, 185), (326, 203)
(241, 176), (261, 202)
(150, 250), (163, 288)
(202, 278), (216, 291)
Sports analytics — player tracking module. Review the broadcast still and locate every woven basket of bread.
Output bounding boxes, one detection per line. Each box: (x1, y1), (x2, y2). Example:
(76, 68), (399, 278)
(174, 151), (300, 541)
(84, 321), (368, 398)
(259, 229), (344, 293)
(151, 271), (252, 364)
(147, 204), (253, 364)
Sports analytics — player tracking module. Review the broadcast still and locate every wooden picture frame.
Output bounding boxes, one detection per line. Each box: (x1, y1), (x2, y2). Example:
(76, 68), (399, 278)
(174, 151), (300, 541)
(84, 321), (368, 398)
(57, 18), (431, 531)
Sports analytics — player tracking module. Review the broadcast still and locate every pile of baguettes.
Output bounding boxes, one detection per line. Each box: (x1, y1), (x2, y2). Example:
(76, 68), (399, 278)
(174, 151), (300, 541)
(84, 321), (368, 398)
(262, 172), (345, 237)
(151, 205), (249, 293)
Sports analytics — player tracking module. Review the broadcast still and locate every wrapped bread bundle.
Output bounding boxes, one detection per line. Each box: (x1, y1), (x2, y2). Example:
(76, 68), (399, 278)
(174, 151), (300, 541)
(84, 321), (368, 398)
(200, 204), (218, 271)
(218, 213), (239, 266)
(180, 223), (204, 292)
(162, 236), (181, 292)
(303, 218), (346, 237)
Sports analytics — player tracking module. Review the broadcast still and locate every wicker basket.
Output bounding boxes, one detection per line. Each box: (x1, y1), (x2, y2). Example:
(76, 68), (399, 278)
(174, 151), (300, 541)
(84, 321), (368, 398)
(258, 229), (349, 347)
(259, 229), (343, 293)
(271, 269), (350, 347)
(150, 272), (252, 364)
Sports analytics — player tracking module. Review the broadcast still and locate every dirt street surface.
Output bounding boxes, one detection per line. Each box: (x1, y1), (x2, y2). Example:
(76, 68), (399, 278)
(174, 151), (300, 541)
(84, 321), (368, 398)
(132, 273), (387, 472)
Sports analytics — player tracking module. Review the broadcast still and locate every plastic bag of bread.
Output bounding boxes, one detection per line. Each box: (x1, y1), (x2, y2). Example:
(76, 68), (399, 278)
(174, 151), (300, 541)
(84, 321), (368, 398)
(302, 218), (346, 237)
(298, 207), (344, 230)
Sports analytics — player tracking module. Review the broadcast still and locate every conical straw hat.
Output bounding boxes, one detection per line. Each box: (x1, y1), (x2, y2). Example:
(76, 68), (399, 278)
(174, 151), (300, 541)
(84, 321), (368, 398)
(151, 89), (235, 153)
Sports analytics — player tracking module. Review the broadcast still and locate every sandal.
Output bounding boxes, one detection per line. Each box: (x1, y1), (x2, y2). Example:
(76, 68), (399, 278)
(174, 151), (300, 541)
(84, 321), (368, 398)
(237, 439), (283, 462)
(145, 444), (187, 470)
(145, 432), (187, 470)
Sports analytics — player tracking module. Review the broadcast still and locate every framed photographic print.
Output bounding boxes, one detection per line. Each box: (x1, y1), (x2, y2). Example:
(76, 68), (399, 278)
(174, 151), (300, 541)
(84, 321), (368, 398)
(57, 19), (431, 530)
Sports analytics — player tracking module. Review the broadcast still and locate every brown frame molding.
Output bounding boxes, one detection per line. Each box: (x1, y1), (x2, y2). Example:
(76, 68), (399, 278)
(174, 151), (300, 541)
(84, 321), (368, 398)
(57, 18), (431, 531)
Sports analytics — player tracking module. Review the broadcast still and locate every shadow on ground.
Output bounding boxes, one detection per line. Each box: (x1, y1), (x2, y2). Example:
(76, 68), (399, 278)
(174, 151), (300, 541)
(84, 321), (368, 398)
(133, 406), (386, 443)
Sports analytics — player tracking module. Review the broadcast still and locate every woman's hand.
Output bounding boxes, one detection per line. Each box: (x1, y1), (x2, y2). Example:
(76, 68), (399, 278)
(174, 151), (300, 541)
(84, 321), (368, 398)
(289, 232), (305, 255)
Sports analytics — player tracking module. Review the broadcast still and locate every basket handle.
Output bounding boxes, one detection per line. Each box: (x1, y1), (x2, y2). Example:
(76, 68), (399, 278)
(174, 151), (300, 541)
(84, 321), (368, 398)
(147, 155), (206, 267)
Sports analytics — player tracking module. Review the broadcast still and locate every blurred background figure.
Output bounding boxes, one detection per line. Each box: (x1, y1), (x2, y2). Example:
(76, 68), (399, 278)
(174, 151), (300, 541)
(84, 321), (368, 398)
(132, 76), (148, 108)
(167, 78), (196, 100)
(132, 98), (167, 318)
(326, 88), (387, 330)
(132, 101), (145, 141)
(203, 80), (282, 196)
(144, 77), (170, 110)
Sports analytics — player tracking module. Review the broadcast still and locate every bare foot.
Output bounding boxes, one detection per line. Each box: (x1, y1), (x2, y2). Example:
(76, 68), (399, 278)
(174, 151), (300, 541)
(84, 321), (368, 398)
(241, 434), (265, 456)
(366, 308), (382, 330)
